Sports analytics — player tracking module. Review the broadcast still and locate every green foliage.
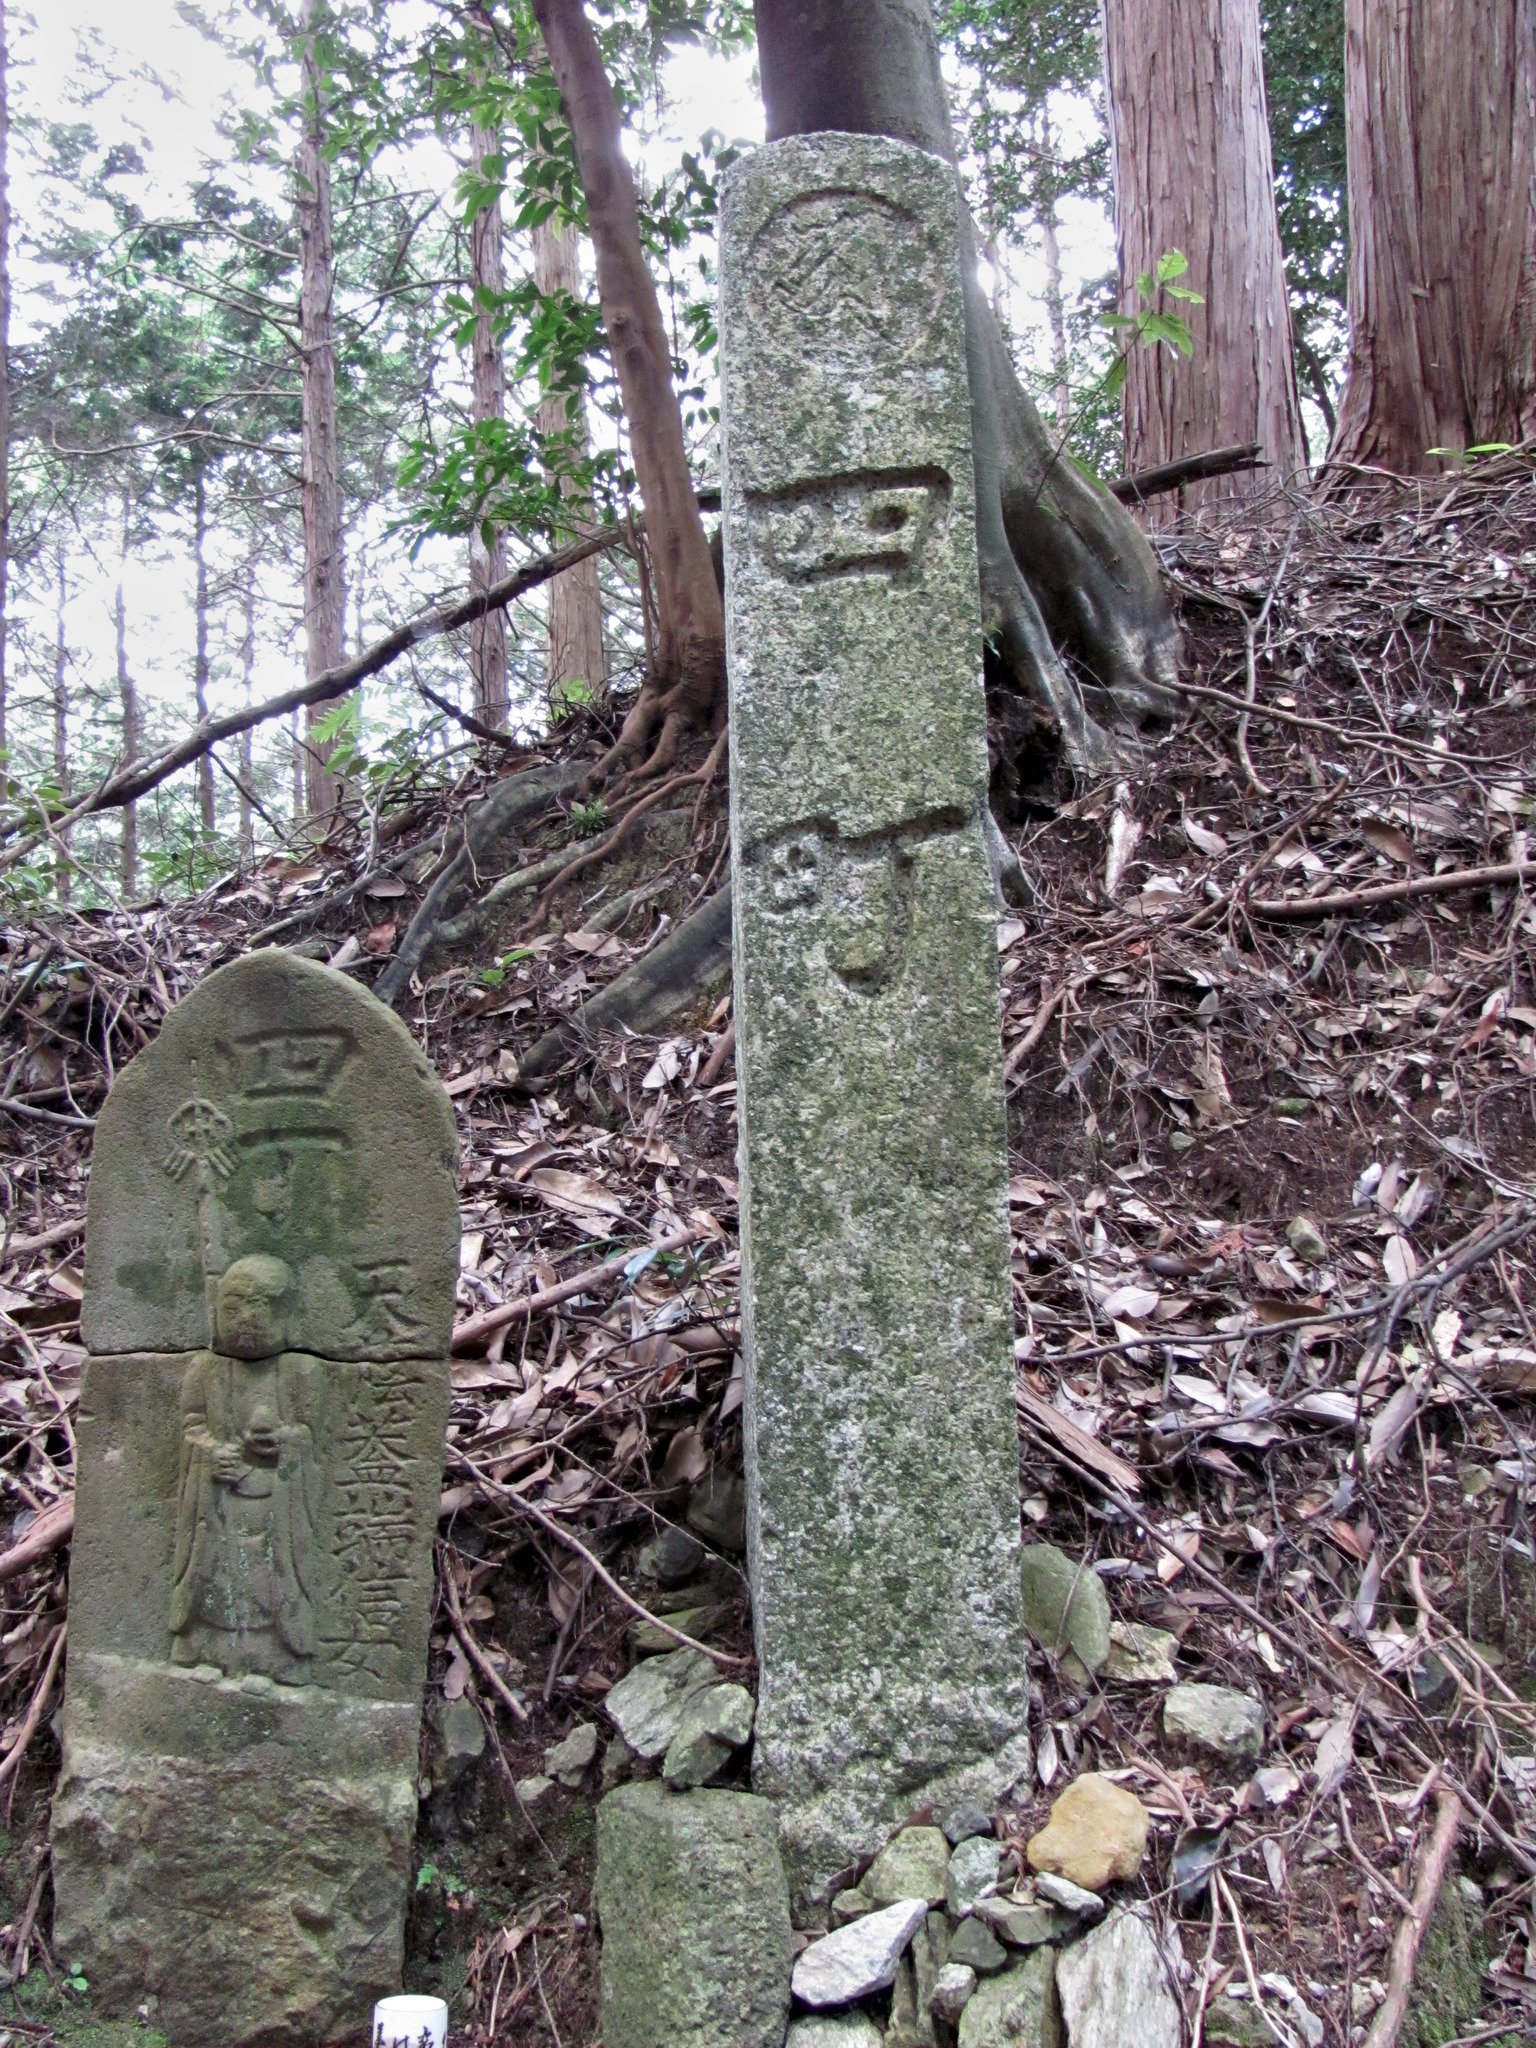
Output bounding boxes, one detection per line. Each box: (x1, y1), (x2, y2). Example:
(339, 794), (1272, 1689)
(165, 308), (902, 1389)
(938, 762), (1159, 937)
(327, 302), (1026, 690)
(1260, 0), (1347, 404)
(570, 797), (608, 837)
(1100, 250), (1204, 400)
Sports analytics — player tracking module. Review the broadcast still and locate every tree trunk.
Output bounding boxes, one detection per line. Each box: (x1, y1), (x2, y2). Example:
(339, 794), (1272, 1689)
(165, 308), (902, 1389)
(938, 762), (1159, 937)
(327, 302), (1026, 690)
(1100, 0), (1308, 522)
(1331, 0), (1536, 471)
(239, 547), (256, 860)
(469, 107), (510, 727)
(53, 544), (68, 904)
(1038, 113), (1071, 438)
(0, 1), (10, 776)
(193, 467), (215, 838)
(290, 708), (304, 828)
(533, 209), (608, 707)
(754, 0), (1182, 767)
(531, 0), (726, 779)
(117, 490), (137, 897)
(297, 0), (346, 820)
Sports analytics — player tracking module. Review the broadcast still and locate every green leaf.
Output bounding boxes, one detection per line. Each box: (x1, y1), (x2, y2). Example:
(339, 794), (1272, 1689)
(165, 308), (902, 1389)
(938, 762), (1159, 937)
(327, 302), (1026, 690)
(1155, 248), (1191, 283)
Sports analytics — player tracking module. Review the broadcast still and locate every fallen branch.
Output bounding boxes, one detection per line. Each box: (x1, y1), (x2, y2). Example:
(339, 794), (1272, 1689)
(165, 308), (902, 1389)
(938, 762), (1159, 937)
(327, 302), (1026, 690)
(439, 1547), (531, 1724)
(451, 1222), (709, 1351)
(0, 529), (620, 867)
(1363, 1785), (1463, 2048)
(0, 1625), (66, 1791)
(0, 1496), (74, 1584)
(0, 1215), (84, 1259)
(1248, 859), (1532, 922)
(1109, 442), (1265, 504)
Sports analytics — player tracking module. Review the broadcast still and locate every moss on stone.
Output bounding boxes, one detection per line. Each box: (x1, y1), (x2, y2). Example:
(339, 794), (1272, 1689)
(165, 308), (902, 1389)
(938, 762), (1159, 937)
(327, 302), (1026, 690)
(1401, 1881), (1482, 2048)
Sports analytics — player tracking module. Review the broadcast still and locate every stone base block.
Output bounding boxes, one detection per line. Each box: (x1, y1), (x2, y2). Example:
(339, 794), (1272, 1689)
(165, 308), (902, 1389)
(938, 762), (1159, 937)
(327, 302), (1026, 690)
(51, 1654), (419, 2046)
(596, 1781), (792, 2048)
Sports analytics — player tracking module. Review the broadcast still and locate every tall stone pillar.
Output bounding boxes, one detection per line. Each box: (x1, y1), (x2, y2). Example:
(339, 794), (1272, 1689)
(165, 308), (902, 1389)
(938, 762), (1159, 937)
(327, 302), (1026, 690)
(720, 134), (1030, 1902)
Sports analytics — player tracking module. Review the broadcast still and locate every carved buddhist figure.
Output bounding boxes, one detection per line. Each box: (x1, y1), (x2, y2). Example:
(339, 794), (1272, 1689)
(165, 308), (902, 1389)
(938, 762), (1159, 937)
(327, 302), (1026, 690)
(169, 1254), (319, 1682)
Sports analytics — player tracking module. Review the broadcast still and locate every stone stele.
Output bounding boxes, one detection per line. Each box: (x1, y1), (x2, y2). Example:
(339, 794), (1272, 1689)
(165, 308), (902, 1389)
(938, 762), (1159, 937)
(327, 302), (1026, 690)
(52, 950), (459, 2045)
(720, 132), (1030, 1901)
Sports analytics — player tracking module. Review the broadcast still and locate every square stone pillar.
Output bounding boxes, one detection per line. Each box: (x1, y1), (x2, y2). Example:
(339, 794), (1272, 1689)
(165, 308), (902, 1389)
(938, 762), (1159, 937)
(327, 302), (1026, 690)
(720, 133), (1030, 1902)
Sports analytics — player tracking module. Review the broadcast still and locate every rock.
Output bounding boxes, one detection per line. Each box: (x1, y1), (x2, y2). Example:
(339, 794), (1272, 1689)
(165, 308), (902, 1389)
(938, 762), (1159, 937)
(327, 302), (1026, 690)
(831, 1888), (872, 1926)
(948, 1917), (1009, 1976)
(1163, 1683), (1264, 1763)
(864, 1825), (952, 1907)
(791, 1898), (929, 2007)
(545, 1722), (599, 1787)
(662, 1681), (757, 1788)
(686, 1468), (748, 1553)
(1019, 1545), (1112, 1679)
(603, 1648), (718, 1759)
(629, 1604), (722, 1657)
(429, 1697), (487, 1787)
(1033, 1873), (1106, 1920)
(787, 2019), (883, 2048)
(932, 1962), (979, 2025)
(1104, 1621), (1178, 1685)
(602, 1733), (635, 1792)
(889, 1952), (934, 2048)
(515, 1774), (553, 1807)
(912, 1914), (950, 2033)
(1054, 1908), (1181, 2048)
(975, 1898), (1075, 1947)
(720, 131), (1030, 1906)
(1287, 1215), (1327, 1263)
(51, 950), (459, 2045)
(948, 1833), (1004, 1915)
(1408, 1648), (1458, 1713)
(1202, 1996), (1271, 2046)
(595, 1782), (792, 2048)
(956, 1949), (1062, 2048)
(1401, 1877), (1482, 2048)
(943, 1801), (995, 1845)
(640, 1524), (707, 1586)
(1026, 1776), (1149, 1893)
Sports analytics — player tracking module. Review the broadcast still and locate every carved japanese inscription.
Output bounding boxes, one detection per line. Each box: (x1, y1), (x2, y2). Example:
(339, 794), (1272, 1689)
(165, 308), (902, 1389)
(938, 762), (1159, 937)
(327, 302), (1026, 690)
(721, 134), (1030, 1908)
(52, 950), (459, 2046)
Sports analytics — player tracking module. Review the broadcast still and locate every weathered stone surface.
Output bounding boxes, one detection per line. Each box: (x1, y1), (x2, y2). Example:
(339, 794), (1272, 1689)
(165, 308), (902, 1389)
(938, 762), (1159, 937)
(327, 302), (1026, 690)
(1053, 1908), (1181, 2048)
(792, 1898), (929, 2007)
(1033, 1872), (1106, 1920)
(52, 952), (457, 2045)
(787, 2019), (883, 2048)
(889, 1952), (935, 2048)
(832, 1887), (874, 1925)
(948, 1832), (1004, 1915)
(1019, 1545), (1112, 1679)
(687, 1467), (748, 1553)
(721, 130), (1028, 1904)
(932, 1962), (979, 2025)
(956, 1949), (1062, 2048)
(950, 1916), (1009, 1975)
(662, 1680), (757, 1788)
(430, 1695), (487, 1786)
(1163, 1682), (1264, 1762)
(865, 1825), (952, 1907)
(943, 1801), (995, 1845)
(975, 1898), (1076, 1947)
(1202, 1996), (1271, 2046)
(1026, 1776), (1149, 1894)
(604, 1648), (718, 1758)
(546, 1721), (599, 1786)
(1105, 1621), (1179, 1684)
(596, 1782), (792, 2048)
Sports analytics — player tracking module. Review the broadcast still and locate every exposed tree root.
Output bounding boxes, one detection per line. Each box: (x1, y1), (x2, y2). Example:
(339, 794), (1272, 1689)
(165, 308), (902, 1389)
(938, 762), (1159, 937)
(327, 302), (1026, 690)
(516, 880), (732, 1080)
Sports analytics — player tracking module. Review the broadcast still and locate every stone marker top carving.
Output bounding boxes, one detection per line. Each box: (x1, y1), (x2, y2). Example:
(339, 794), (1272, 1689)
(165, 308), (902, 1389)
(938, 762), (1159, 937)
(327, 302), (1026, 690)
(83, 947), (460, 1361)
(721, 132), (988, 846)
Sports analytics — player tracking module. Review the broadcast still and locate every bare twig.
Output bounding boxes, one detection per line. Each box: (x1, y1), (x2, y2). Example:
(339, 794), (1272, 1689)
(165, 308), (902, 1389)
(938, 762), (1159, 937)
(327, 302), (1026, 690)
(1363, 1786), (1463, 2048)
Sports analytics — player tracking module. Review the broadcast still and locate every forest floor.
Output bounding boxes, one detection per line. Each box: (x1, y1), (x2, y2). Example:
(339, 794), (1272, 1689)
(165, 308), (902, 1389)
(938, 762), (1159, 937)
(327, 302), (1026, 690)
(0, 457), (1534, 2048)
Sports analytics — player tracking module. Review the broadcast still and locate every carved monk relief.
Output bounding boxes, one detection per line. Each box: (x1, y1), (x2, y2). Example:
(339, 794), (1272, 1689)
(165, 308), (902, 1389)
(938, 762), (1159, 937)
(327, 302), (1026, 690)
(169, 1256), (320, 1683)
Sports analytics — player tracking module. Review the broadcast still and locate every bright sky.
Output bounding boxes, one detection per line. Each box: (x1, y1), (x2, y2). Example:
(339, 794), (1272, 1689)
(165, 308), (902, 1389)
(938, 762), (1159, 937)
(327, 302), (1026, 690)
(7, 0), (1114, 834)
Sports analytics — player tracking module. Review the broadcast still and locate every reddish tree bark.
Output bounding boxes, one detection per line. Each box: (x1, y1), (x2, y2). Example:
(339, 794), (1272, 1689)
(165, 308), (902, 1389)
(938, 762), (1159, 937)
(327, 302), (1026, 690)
(469, 103), (510, 728)
(1331, 0), (1536, 472)
(534, 209), (608, 708)
(1101, 0), (1308, 522)
(297, 0), (346, 820)
(530, 0), (726, 779)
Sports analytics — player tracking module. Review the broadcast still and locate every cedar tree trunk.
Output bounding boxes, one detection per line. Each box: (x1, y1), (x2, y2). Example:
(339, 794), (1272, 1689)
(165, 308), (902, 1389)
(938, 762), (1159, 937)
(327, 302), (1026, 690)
(117, 490), (137, 897)
(0, 3), (10, 773)
(297, 0), (347, 819)
(239, 547), (257, 859)
(753, 0), (1181, 767)
(1331, 0), (1536, 471)
(53, 544), (68, 903)
(534, 209), (608, 706)
(470, 111), (510, 727)
(193, 466), (215, 838)
(531, 0), (726, 779)
(1101, 0), (1308, 522)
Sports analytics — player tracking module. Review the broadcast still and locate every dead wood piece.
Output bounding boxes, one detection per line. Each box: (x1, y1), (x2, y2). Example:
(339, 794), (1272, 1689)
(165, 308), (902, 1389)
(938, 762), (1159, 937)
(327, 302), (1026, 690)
(516, 881), (732, 1081)
(699, 1019), (735, 1088)
(1249, 859), (1532, 922)
(0, 1216), (83, 1258)
(1016, 1384), (1141, 1494)
(451, 1221), (709, 1351)
(1110, 443), (1266, 504)
(375, 760), (590, 1005)
(0, 1496), (74, 1584)
(1363, 1785), (1464, 2048)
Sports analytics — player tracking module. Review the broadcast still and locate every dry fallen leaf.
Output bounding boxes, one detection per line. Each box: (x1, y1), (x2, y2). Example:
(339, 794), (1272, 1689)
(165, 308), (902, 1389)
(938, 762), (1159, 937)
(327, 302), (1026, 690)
(1360, 819), (1415, 865)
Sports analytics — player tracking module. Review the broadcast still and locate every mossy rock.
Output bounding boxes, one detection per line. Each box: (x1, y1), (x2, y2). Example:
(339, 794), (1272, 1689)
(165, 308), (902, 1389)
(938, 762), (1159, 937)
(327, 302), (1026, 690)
(1402, 1880), (1481, 2048)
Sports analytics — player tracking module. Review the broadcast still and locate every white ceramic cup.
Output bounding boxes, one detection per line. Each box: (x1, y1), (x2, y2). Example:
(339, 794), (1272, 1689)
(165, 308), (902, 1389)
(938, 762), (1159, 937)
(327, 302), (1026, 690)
(371, 1994), (449, 2048)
